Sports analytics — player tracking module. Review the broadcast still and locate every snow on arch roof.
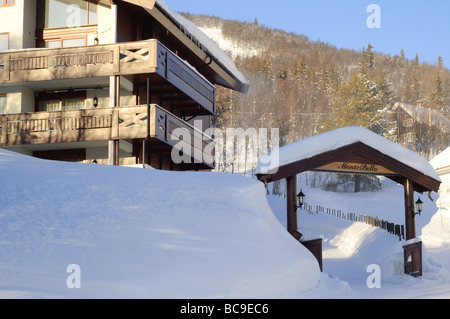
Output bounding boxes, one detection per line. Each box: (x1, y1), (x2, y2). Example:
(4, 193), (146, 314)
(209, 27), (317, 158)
(152, 0), (250, 93)
(431, 147), (450, 171)
(256, 126), (441, 192)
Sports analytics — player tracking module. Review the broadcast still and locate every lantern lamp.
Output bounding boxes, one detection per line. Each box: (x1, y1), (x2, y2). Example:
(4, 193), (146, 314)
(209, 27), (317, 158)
(415, 197), (423, 216)
(297, 190), (305, 210)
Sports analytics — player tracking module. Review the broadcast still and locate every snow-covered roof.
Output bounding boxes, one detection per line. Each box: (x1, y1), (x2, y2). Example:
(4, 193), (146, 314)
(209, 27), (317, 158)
(431, 147), (450, 171)
(392, 102), (450, 133)
(153, 0), (250, 93)
(256, 126), (441, 182)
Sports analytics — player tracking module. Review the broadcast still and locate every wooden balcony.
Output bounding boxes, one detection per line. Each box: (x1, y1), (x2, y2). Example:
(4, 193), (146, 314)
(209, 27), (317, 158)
(0, 40), (215, 114)
(0, 105), (214, 168)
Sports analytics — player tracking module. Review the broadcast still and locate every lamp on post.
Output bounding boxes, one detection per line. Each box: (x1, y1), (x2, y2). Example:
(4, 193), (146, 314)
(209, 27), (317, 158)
(297, 190), (306, 210)
(414, 197), (423, 216)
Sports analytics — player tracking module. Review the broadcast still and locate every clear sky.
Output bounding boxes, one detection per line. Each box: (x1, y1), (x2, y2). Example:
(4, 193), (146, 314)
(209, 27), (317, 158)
(163, 0), (450, 69)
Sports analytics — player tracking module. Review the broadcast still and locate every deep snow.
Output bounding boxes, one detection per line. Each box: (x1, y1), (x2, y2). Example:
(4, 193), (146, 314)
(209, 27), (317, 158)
(1, 149), (450, 299)
(0, 149), (320, 298)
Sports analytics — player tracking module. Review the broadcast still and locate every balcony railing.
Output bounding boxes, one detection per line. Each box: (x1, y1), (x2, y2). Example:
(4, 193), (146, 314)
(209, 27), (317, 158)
(0, 39), (215, 114)
(0, 105), (214, 167)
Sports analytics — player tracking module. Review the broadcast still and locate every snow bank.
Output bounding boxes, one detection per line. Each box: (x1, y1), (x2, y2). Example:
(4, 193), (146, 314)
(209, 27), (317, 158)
(0, 149), (320, 298)
(256, 126), (440, 182)
(422, 209), (450, 248)
(430, 146), (450, 171)
(267, 191), (449, 298)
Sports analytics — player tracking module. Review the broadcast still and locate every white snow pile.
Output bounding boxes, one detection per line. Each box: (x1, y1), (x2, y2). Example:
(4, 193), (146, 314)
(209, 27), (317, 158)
(0, 149), (320, 299)
(256, 126), (440, 182)
(430, 146), (450, 171)
(268, 182), (450, 299)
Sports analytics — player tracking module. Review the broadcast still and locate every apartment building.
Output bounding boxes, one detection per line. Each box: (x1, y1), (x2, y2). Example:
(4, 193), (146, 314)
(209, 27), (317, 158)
(0, 0), (249, 170)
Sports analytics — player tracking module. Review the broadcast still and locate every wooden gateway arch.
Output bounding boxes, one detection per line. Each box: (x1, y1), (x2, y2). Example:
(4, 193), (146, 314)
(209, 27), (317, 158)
(256, 127), (441, 276)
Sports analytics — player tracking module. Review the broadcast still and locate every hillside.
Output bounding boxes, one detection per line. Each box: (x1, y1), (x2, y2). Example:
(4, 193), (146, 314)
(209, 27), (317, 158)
(183, 13), (449, 170)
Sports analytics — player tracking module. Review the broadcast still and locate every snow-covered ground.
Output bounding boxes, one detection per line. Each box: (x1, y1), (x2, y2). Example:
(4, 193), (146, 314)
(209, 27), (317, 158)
(1, 149), (450, 298)
(0, 149), (319, 299)
(268, 185), (450, 298)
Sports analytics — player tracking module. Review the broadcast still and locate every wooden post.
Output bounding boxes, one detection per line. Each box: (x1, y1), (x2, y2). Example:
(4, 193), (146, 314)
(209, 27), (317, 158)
(114, 75), (120, 166)
(1, 116), (7, 145)
(286, 175), (298, 237)
(142, 74), (151, 168)
(108, 5), (119, 166)
(404, 179), (416, 240)
(109, 75), (120, 166)
(403, 178), (423, 276)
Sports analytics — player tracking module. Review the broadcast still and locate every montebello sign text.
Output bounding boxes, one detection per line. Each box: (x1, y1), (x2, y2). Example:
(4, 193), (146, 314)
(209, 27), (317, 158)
(317, 162), (396, 175)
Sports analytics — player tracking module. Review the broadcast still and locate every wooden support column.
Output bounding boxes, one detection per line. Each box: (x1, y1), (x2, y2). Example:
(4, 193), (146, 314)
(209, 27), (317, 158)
(142, 74), (151, 167)
(108, 5), (119, 166)
(109, 75), (120, 166)
(404, 178), (416, 240)
(286, 175), (298, 237)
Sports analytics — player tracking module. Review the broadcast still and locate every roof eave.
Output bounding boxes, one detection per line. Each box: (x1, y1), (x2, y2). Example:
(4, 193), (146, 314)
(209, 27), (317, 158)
(150, 1), (249, 93)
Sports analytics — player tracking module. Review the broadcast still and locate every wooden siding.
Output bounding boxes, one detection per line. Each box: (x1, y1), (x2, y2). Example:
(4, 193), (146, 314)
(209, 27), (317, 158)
(0, 40), (215, 114)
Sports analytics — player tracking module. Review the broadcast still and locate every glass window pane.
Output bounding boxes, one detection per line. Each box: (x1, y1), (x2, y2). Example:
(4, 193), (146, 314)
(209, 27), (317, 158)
(62, 37), (85, 47)
(39, 100), (61, 112)
(88, 4), (97, 25)
(45, 40), (61, 48)
(0, 95), (6, 114)
(6, 0), (14, 4)
(0, 34), (8, 51)
(46, 0), (88, 28)
(63, 98), (85, 110)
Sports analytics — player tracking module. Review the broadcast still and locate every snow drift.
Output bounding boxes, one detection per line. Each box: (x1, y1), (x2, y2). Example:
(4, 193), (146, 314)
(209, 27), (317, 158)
(0, 149), (321, 298)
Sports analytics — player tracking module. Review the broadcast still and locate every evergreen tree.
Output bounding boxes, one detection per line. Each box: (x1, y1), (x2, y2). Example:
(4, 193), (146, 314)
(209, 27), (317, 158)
(323, 173), (382, 193)
(325, 72), (388, 134)
(432, 71), (447, 115)
(361, 44), (375, 70)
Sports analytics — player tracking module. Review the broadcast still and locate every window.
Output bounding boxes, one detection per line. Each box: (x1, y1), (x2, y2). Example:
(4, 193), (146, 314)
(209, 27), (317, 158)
(0, 94), (6, 114)
(45, 36), (87, 48)
(0, 33), (8, 51)
(39, 0), (97, 29)
(403, 132), (415, 143)
(0, 0), (15, 7)
(403, 118), (414, 127)
(37, 91), (86, 112)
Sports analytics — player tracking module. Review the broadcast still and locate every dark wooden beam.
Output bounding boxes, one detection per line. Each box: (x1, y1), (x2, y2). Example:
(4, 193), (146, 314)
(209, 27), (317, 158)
(404, 179), (416, 240)
(286, 175), (298, 237)
(257, 142), (440, 193)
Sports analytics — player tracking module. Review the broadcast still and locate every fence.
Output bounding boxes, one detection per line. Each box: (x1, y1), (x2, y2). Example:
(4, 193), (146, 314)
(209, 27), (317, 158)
(303, 202), (405, 240)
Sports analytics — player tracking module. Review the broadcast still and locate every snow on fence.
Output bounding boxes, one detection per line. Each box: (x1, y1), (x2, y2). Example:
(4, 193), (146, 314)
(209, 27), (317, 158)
(303, 202), (405, 240)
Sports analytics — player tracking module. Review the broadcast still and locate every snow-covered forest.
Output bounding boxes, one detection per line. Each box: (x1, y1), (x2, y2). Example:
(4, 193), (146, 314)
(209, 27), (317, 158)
(184, 13), (449, 173)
